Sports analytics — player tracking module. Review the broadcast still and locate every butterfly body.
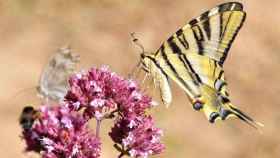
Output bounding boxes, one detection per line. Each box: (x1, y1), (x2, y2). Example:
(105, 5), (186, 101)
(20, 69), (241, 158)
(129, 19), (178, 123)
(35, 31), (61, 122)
(139, 2), (262, 128)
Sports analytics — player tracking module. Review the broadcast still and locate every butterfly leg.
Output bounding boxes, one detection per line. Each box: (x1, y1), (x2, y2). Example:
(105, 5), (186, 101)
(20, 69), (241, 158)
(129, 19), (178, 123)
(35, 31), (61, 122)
(138, 72), (149, 93)
(143, 72), (156, 93)
(149, 75), (161, 100)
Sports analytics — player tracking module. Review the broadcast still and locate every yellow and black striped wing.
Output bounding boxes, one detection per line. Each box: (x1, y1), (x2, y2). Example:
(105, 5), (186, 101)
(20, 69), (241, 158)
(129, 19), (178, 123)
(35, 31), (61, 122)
(150, 2), (262, 128)
(154, 2), (245, 99)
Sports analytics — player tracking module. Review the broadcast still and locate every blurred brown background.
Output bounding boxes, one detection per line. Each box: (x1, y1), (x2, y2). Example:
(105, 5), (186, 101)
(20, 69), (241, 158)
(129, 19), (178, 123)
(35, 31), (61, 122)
(0, 0), (280, 157)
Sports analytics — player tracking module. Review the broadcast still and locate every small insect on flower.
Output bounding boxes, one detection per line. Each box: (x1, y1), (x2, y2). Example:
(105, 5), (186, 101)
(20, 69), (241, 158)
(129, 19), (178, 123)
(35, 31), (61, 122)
(19, 106), (40, 131)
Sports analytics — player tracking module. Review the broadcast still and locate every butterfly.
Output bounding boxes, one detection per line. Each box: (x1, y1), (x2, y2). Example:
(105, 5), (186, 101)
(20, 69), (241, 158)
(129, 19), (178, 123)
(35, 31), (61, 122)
(37, 46), (80, 102)
(137, 2), (263, 128)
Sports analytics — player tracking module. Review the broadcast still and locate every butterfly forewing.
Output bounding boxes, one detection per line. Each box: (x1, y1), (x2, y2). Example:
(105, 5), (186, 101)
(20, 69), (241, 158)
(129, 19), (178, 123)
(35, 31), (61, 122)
(141, 2), (262, 128)
(38, 47), (80, 102)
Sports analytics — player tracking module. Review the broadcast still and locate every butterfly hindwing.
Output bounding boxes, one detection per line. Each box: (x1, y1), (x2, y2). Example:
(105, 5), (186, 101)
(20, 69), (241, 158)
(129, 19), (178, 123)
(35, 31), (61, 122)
(140, 2), (262, 128)
(150, 60), (173, 106)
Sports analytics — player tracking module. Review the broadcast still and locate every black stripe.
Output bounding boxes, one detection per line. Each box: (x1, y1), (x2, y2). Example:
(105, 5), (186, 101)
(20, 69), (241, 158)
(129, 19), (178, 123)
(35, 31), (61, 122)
(181, 33), (190, 49)
(219, 3), (231, 12)
(200, 11), (211, 40)
(193, 25), (204, 41)
(159, 45), (196, 90)
(189, 19), (198, 26)
(167, 39), (201, 85)
(218, 81), (227, 92)
(219, 13), (246, 66)
(202, 20), (211, 40)
(182, 55), (202, 84)
(188, 2), (243, 33)
(176, 29), (183, 36)
(213, 61), (217, 77)
(219, 94), (230, 104)
(225, 91), (229, 96)
(192, 26), (204, 55)
(219, 12), (223, 39)
(229, 105), (254, 122)
(167, 38), (181, 54)
(218, 2), (243, 12)
(200, 11), (209, 21)
(218, 69), (224, 80)
(176, 29), (189, 49)
(145, 56), (168, 79)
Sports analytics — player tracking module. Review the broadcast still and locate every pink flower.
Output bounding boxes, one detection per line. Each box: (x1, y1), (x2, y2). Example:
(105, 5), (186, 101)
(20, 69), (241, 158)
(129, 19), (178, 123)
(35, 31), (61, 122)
(65, 66), (153, 120)
(21, 105), (101, 158)
(65, 66), (164, 157)
(110, 116), (164, 158)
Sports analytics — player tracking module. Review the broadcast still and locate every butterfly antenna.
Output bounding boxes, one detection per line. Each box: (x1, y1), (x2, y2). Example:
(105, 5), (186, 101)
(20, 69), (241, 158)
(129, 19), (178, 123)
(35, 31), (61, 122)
(128, 32), (145, 78)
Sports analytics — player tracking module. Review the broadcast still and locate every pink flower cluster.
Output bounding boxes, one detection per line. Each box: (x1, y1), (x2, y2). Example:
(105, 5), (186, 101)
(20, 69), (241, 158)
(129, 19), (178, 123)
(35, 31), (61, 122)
(110, 116), (164, 158)
(20, 66), (164, 158)
(22, 105), (100, 158)
(64, 66), (152, 120)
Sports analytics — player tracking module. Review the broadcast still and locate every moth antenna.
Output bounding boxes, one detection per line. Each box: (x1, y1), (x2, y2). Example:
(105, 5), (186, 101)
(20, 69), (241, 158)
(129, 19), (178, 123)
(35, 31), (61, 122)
(130, 32), (145, 54)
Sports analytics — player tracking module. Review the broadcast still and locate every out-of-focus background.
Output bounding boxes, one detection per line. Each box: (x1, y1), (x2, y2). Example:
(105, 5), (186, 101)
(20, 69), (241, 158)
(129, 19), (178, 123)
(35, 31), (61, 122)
(1, 0), (280, 157)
